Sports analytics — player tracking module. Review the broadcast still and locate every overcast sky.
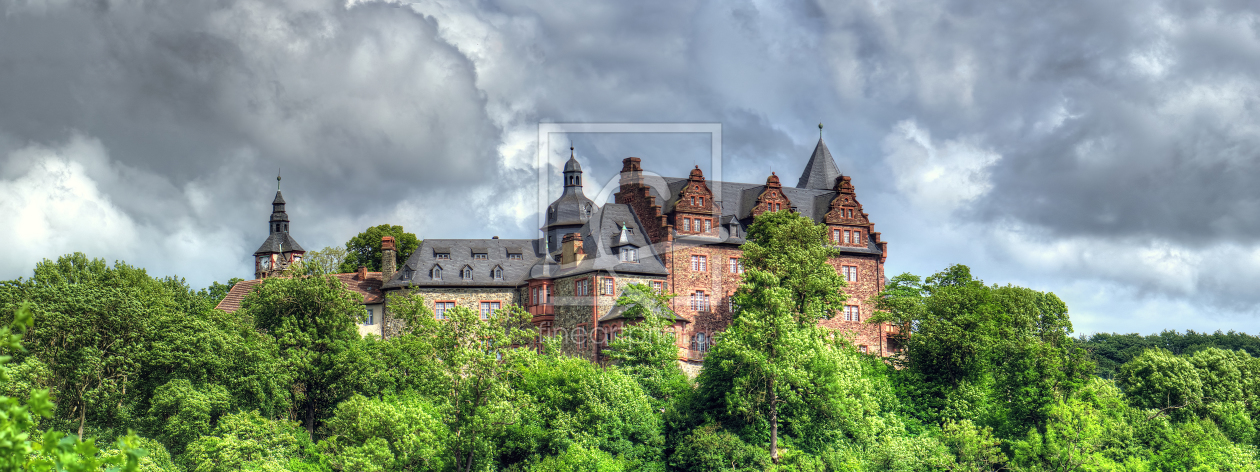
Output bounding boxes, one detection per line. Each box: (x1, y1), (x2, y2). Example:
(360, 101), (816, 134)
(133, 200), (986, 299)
(3, 0), (1259, 336)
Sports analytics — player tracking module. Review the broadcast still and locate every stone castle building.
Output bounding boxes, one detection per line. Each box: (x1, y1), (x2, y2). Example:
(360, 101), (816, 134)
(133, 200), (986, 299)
(220, 133), (893, 367)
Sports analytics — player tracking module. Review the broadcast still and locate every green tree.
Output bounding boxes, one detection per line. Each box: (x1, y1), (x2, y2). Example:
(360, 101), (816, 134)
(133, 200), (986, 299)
(1116, 348), (1204, 421)
(297, 247), (348, 276)
(340, 225), (419, 273)
(320, 394), (447, 472)
(387, 296), (536, 471)
(197, 278), (243, 305)
(238, 275), (363, 438)
(604, 283), (690, 405)
(696, 210), (848, 464)
(179, 410), (323, 472)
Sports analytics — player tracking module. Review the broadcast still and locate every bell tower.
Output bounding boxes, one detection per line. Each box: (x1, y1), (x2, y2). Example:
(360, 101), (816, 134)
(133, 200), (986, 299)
(254, 173), (306, 279)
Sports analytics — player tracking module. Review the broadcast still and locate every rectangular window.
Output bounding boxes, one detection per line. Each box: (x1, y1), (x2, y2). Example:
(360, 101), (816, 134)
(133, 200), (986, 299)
(435, 301), (456, 320)
(854, 230), (862, 243)
(683, 218), (691, 232)
(833, 229), (841, 242)
(545, 285), (552, 304)
(844, 230), (850, 244)
(365, 308), (374, 325)
(690, 291), (710, 312)
(436, 253), (450, 260)
(843, 305), (859, 322)
(602, 278), (615, 296)
(531, 287), (538, 305)
(703, 219), (711, 233)
(619, 247), (638, 262)
(651, 281), (663, 292)
(473, 253), (488, 260)
(729, 257), (743, 274)
(508, 253), (523, 260)
(860, 345), (868, 354)
(480, 301), (500, 320)
(841, 265), (857, 282)
(691, 255), (707, 271)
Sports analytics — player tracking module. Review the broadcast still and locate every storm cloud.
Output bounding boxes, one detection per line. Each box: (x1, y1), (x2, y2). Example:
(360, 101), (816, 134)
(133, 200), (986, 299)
(2, 0), (1259, 334)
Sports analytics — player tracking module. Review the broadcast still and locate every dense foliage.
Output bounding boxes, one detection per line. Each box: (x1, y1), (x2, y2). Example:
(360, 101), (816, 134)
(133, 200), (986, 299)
(0, 212), (1257, 470)
(340, 224), (420, 273)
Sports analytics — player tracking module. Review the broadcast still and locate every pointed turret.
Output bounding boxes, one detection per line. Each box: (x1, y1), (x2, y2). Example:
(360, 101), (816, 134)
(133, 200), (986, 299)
(797, 124), (841, 190)
(254, 173), (306, 278)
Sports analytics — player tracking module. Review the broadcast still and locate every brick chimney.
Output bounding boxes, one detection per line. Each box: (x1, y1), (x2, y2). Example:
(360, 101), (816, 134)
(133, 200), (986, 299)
(560, 232), (587, 265)
(381, 236), (396, 282)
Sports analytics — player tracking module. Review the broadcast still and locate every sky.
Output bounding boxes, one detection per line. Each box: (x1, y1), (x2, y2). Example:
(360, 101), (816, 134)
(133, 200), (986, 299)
(2, 0), (1259, 336)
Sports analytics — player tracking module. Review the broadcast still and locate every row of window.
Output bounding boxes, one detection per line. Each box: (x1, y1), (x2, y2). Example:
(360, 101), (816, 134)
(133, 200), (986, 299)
(832, 228), (864, 245)
(429, 265), (505, 281)
(434, 252), (525, 260)
(688, 255), (745, 274)
(680, 217), (714, 233)
(432, 301), (502, 320)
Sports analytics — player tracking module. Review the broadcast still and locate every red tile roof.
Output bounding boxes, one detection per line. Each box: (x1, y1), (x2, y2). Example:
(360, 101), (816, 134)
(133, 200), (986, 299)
(214, 272), (385, 314)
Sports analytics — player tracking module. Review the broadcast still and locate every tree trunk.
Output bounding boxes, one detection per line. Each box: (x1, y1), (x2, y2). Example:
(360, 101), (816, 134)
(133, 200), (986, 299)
(770, 389), (779, 464)
(77, 404), (86, 441)
(305, 389), (316, 439)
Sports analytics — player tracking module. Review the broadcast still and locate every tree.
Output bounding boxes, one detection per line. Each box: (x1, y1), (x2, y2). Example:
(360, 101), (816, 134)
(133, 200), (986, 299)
(320, 394), (447, 472)
(340, 225), (419, 273)
(238, 275), (363, 438)
(197, 278), (243, 305)
(604, 283), (690, 405)
(298, 247), (348, 276)
(698, 210), (848, 464)
(179, 410), (322, 472)
(1116, 348), (1203, 420)
(386, 296), (536, 471)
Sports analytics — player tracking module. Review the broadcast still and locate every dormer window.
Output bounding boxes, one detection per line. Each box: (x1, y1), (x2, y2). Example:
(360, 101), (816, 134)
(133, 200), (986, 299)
(473, 253), (488, 260)
(436, 253), (450, 260)
(492, 266), (503, 280)
(619, 247), (638, 263)
(430, 265), (443, 280)
(461, 266), (473, 280)
(508, 253), (523, 260)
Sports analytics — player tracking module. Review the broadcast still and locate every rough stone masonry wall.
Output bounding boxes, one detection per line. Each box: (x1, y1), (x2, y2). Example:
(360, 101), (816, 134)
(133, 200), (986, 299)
(547, 272), (667, 359)
(819, 253), (888, 355)
(382, 287), (522, 338)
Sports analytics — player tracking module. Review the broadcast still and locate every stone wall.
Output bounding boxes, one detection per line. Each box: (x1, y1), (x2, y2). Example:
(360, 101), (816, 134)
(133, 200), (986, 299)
(819, 252), (888, 355)
(382, 287), (522, 338)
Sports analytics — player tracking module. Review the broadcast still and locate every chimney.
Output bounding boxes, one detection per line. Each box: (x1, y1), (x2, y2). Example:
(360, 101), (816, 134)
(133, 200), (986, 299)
(381, 236), (397, 282)
(560, 232), (587, 265)
(357, 265), (368, 280)
(619, 157), (643, 187)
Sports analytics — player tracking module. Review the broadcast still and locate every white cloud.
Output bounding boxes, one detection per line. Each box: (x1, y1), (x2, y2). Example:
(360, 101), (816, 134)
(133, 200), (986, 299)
(882, 120), (1000, 215)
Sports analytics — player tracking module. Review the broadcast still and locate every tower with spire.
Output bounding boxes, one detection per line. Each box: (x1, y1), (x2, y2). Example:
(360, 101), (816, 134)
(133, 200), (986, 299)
(254, 173), (306, 279)
(797, 123), (842, 190)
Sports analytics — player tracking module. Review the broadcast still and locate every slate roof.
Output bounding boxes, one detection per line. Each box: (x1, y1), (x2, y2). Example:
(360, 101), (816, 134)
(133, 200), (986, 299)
(254, 232), (305, 255)
(214, 272), (383, 313)
(797, 137), (841, 190)
(530, 203), (671, 280)
(384, 239), (543, 289)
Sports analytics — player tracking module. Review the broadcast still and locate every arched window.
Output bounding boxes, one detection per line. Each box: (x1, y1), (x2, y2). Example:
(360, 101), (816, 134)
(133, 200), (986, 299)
(697, 332), (707, 352)
(492, 266), (503, 280)
(461, 266), (473, 280)
(430, 265), (442, 280)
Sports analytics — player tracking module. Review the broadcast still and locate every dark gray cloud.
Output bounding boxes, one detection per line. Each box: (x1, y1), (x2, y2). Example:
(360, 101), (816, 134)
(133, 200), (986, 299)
(2, 0), (1258, 334)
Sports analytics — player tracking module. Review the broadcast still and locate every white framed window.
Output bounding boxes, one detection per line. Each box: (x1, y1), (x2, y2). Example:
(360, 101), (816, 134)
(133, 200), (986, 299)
(435, 301), (456, 320)
(690, 291), (710, 312)
(697, 332), (708, 352)
(601, 278), (615, 296)
(860, 345), (869, 354)
(691, 255), (707, 271)
(844, 230), (851, 244)
(480, 301), (500, 320)
(619, 247), (638, 262)
(833, 229), (841, 242)
(683, 218), (691, 232)
(842, 265), (857, 282)
(364, 308), (374, 325)
(853, 230), (862, 243)
(729, 257), (743, 274)
(651, 281), (663, 292)
(703, 219), (711, 233)
(843, 305), (859, 322)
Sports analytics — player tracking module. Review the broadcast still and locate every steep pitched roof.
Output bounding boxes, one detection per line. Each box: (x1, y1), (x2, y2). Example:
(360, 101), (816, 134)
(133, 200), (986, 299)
(385, 239), (543, 289)
(253, 232), (305, 255)
(214, 273), (384, 313)
(796, 137), (841, 190)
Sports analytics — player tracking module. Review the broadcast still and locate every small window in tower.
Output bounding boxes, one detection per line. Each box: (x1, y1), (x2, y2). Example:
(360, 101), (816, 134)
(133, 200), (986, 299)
(583, 203), (593, 217)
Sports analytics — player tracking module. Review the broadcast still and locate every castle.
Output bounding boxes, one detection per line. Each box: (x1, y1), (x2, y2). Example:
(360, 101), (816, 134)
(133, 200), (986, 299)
(220, 131), (892, 367)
